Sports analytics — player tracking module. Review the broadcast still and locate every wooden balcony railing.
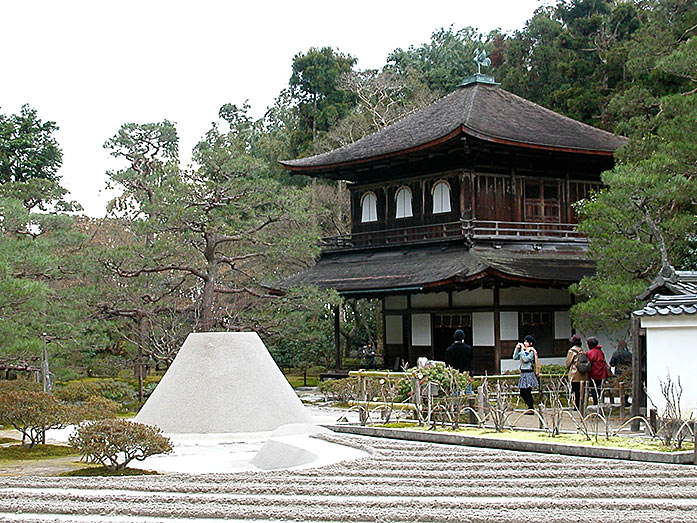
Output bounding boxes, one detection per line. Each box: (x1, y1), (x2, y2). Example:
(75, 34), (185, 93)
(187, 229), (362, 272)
(320, 219), (585, 252)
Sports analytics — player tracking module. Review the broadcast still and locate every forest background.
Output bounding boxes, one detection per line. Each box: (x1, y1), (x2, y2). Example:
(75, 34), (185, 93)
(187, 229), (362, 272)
(1, 0), (695, 388)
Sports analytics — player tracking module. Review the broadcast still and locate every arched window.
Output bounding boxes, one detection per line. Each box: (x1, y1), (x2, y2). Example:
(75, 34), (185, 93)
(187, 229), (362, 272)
(432, 181), (452, 214)
(395, 187), (413, 219)
(361, 192), (378, 223)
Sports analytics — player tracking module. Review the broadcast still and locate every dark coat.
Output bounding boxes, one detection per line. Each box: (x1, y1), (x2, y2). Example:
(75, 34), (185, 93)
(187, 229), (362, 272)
(445, 341), (473, 374)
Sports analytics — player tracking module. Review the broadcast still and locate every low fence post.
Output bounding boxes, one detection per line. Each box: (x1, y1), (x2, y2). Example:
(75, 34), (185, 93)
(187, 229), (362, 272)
(359, 372), (368, 425)
(468, 396), (476, 425)
(650, 408), (657, 434)
(619, 382), (626, 422)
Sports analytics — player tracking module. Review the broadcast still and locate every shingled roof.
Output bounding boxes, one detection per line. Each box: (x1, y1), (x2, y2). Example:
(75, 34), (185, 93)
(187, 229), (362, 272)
(281, 82), (627, 173)
(271, 244), (594, 295)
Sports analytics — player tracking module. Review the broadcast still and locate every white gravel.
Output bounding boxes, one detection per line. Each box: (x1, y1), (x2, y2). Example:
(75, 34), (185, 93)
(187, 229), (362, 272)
(2, 434), (697, 522)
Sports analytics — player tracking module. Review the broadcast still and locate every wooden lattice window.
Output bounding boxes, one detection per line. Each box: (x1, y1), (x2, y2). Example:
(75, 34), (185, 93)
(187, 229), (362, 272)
(434, 314), (472, 328)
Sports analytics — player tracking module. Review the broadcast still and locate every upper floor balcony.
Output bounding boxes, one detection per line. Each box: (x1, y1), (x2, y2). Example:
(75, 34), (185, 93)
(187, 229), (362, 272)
(320, 218), (586, 253)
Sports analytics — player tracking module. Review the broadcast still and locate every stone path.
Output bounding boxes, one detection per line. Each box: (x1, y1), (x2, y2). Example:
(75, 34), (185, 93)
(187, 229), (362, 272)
(1, 434), (697, 522)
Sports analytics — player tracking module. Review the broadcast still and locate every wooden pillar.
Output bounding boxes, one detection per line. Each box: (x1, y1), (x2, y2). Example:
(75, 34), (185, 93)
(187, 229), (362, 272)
(493, 284), (501, 373)
(631, 314), (642, 431)
(333, 303), (341, 371)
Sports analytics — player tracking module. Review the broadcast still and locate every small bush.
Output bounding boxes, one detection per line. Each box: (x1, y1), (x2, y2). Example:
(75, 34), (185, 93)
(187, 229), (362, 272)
(540, 364), (566, 375)
(69, 419), (173, 471)
(319, 377), (360, 402)
(77, 396), (120, 421)
(0, 380), (42, 393)
(55, 379), (137, 410)
(0, 390), (73, 447)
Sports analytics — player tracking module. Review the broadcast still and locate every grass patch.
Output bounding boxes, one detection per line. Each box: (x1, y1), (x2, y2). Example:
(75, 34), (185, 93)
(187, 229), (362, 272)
(378, 423), (694, 453)
(284, 374), (320, 388)
(0, 444), (79, 462)
(0, 437), (20, 444)
(60, 466), (160, 477)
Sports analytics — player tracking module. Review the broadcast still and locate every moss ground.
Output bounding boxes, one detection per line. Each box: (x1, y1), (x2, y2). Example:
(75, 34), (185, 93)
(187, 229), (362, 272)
(379, 423), (694, 452)
(60, 466), (160, 477)
(0, 443), (80, 462)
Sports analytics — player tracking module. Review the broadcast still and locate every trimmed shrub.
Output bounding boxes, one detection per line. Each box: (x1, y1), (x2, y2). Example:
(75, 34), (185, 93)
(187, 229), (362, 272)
(0, 390), (73, 447)
(55, 379), (137, 410)
(69, 419), (173, 471)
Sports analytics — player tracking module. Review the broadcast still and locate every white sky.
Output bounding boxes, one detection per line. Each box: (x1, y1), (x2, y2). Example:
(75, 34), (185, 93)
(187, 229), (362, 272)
(2, 0), (546, 216)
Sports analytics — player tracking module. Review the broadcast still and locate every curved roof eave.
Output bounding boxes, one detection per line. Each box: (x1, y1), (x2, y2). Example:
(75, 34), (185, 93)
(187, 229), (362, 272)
(279, 125), (618, 174)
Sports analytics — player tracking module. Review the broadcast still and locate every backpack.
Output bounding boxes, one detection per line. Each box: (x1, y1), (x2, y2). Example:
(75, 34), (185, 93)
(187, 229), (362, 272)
(576, 351), (591, 374)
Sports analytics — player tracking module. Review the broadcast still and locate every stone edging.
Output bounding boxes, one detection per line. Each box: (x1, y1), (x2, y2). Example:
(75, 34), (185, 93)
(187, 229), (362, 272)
(324, 424), (695, 465)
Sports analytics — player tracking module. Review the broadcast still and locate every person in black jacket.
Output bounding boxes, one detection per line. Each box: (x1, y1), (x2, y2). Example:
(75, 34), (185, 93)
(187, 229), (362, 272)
(445, 329), (473, 375)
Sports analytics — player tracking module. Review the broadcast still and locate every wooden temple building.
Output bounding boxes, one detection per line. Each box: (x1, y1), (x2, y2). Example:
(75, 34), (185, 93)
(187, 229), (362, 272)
(275, 74), (626, 375)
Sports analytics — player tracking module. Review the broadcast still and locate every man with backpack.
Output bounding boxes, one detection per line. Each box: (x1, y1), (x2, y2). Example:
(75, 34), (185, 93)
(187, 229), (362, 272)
(566, 334), (589, 410)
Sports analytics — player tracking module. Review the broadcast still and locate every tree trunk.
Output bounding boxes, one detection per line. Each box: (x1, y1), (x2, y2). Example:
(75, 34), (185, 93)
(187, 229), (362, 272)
(196, 233), (219, 332)
(136, 313), (147, 405)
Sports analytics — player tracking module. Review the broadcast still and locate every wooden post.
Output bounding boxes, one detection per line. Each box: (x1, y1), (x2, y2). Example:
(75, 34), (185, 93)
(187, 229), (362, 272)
(469, 396), (476, 425)
(334, 303), (341, 372)
(619, 382), (626, 422)
(413, 377), (422, 423)
(650, 408), (657, 434)
(359, 372), (368, 425)
(631, 314), (642, 431)
(579, 381), (586, 417)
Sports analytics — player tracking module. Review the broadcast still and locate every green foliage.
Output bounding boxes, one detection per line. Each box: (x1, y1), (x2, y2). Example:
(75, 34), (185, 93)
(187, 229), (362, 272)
(0, 389), (73, 447)
(54, 379), (137, 409)
(572, 30), (697, 333)
(496, 0), (642, 126)
(69, 419), (172, 471)
(540, 364), (567, 375)
(318, 377), (361, 402)
(410, 362), (473, 393)
(0, 105), (62, 184)
(289, 46), (357, 155)
(387, 26), (486, 94)
(265, 287), (339, 372)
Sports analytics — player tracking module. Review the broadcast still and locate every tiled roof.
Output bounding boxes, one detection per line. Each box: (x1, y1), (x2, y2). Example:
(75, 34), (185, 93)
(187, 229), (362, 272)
(634, 294), (697, 317)
(637, 267), (697, 300)
(281, 83), (627, 172)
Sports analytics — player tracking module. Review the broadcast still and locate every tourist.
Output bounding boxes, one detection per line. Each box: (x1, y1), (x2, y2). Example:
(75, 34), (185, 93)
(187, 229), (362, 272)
(565, 334), (588, 410)
(513, 335), (539, 413)
(586, 336), (609, 405)
(610, 340), (632, 407)
(610, 340), (632, 376)
(445, 329), (473, 375)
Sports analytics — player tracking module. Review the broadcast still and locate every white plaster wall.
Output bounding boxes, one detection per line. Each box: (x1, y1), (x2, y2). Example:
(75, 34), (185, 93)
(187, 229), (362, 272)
(384, 295), (407, 310)
(411, 292), (449, 308)
(641, 315), (697, 418)
(452, 288), (493, 307)
(500, 287), (571, 306)
(385, 315), (403, 344)
(554, 311), (572, 339)
(500, 357), (566, 373)
(500, 311), (519, 341)
(411, 313), (431, 346)
(472, 312), (494, 346)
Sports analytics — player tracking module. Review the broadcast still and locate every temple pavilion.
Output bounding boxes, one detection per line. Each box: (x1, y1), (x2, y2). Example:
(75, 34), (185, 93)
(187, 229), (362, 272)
(274, 74), (626, 375)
